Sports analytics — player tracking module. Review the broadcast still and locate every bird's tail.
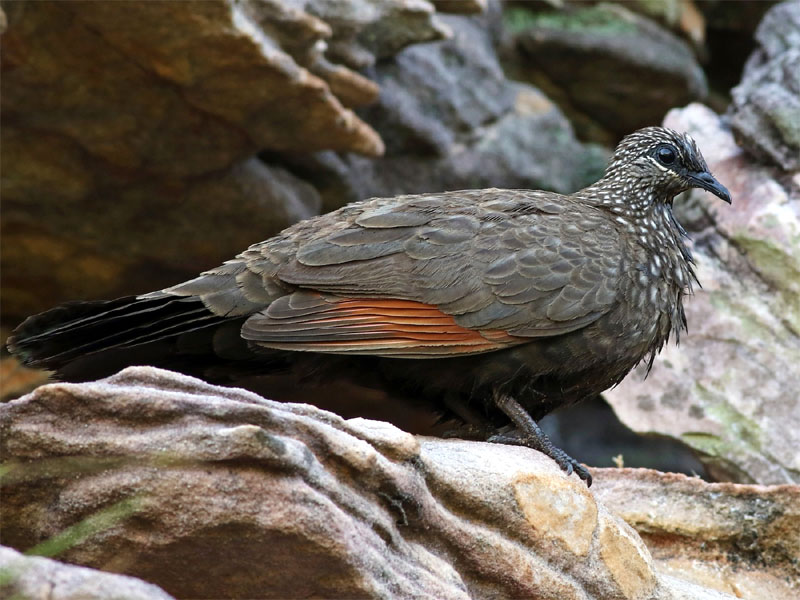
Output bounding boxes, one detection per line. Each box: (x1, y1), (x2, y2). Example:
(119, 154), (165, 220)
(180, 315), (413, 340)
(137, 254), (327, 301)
(7, 295), (230, 381)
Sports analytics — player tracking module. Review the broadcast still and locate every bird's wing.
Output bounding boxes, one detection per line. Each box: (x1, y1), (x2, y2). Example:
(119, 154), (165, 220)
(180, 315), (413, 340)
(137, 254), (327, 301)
(165, 190), (623, 358)
(240, 293), (521, 358)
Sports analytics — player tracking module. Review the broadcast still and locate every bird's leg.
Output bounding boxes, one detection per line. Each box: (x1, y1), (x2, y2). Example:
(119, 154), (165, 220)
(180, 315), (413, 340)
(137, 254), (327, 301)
(489, 393), (592, 487)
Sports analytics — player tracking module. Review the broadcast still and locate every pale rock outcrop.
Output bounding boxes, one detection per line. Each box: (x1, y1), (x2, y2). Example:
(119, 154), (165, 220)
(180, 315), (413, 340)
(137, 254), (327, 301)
(0, 367), (746, 599)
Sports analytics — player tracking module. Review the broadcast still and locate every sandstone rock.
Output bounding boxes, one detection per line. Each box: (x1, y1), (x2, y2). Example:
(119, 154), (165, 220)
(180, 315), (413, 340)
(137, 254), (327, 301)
(1, 366), (737, 599)
(1, 155), (321, 317)
(729, 0), (800, 171)
(304, 0), (452, 66)
(503, 3), (708, 143)
(0, 546), (174, 600)
(605, 103), (800, 485)
(1, 0), (470, 322)
(593, 468), (800, 600)
(0, 0), (369, 319)
(1, 1), (384, 168)
(0, 355), (49, 403)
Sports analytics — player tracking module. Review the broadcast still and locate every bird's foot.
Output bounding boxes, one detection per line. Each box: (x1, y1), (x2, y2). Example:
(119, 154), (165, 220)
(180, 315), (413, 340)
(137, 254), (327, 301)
(487, 430), (592, 486)
(491, 393), (592, 487)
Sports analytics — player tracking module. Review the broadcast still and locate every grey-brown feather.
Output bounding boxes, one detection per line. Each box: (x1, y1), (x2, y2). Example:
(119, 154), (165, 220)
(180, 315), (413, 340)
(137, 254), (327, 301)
(175, 190), (625, 347)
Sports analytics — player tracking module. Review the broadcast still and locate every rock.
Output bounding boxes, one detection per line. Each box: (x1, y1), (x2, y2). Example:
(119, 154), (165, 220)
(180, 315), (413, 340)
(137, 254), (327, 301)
(729, 1), (800, 171)
(0, 0), (603, 332)
(305, 0), (452, 66)
(592, 468), (800, 600)
(285, 10), (608, 212)
(1, 1), (385, 170)
(503, 3), (708, 143)
(361, 10), (516, 157)
(433, 0), (487, 15)
(0, 545), (174, 600)
(1, 366), (738, 600)
(601, 0), (706, 46)
(1, 155), (321, 317)
(0, 356), (49, 402)
(605, 103), (800, 485)
(0, 0), (474, 322)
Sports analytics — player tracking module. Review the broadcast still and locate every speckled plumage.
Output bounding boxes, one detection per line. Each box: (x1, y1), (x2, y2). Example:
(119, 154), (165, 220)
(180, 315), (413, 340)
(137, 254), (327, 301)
(9, 127), (731, 485)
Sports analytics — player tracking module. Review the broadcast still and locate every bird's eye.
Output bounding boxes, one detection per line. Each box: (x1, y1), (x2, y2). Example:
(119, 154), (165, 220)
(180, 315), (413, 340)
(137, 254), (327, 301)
(656, 146), (677, 165)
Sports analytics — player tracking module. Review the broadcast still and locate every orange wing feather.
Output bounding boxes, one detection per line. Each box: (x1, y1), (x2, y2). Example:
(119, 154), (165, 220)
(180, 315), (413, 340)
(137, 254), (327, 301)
(241, 293), (524, 358)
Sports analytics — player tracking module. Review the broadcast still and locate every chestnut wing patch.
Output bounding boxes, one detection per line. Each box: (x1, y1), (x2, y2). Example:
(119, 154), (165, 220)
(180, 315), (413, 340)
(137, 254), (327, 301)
(241, 291), (524, 358)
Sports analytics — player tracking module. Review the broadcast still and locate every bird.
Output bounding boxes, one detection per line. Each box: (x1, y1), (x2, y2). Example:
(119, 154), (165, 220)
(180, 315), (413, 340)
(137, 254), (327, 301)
(8, 126), (731, 486)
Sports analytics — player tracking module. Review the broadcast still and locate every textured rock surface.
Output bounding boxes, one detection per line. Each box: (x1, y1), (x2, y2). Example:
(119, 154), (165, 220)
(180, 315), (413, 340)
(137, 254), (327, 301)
(1, 367), (736, 600)
(605, 103), (800, 485)
(593, 469), (800, 600)
(0, 545), (174, 600)
(1, 1), (386, 167)
(0, 356), (48, 403)
(1, 0), (387, 317)
(503, 3), (708, 143)
(729, 0), (800, 171)
(0, 0), (480, 319)
(1, 156), (321, 316)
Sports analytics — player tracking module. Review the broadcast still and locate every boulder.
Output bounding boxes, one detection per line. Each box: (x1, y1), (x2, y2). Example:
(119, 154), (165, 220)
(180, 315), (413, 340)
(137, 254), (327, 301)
(605, 103), (800, 485)
(1, 156), (321, 317)
(729, 0), (800, 171)
(502, 3), (708, 143)
(1, 366), (741, 600)
(1, 0), (393, 318)
(601, 0), (706, 45)
(1, 0), (478, 320)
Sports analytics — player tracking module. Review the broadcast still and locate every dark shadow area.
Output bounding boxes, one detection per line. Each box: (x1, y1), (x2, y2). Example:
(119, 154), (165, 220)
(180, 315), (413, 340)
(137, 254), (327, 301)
(540, 395), (709, 479)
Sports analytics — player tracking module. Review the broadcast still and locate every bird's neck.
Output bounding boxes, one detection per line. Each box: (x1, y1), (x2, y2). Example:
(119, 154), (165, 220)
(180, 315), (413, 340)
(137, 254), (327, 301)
(576, 177), (696, 288)
(576, 176), (684, 240)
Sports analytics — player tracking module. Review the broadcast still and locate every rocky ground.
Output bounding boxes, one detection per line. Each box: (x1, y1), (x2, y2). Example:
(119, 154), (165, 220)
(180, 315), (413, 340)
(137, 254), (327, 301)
(1, 1), (798, 598)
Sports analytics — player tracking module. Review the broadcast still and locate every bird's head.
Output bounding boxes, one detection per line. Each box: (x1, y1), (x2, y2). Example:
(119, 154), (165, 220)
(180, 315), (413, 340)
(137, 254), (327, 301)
(605, 127), (731, 204)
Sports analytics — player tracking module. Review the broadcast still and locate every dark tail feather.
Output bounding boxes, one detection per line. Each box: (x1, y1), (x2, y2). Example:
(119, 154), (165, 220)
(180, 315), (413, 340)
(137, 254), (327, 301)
(7, 295), (229, 377)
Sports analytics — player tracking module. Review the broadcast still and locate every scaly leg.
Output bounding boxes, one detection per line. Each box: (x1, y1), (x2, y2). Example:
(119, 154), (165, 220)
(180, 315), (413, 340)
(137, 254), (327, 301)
(489, 393), (592, 486)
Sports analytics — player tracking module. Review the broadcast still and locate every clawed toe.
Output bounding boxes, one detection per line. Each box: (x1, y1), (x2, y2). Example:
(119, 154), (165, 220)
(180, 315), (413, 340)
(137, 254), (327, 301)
(574, 463), (592, 486)
(552, 451), (592, 486)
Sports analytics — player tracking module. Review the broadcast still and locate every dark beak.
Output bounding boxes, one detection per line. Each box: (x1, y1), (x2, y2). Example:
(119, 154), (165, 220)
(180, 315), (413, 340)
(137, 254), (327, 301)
(688, 171), (731, 203)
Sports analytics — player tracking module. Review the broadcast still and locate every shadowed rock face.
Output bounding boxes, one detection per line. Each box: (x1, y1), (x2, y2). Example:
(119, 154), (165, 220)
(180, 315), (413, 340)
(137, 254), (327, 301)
(1, 0), (383, 317)
(290, 7), (609, 213)
(502, 3), (707, 144)
(3, 366), (793, 599)
(605, 103), (800, 487)
(0, 0), (459, 318)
